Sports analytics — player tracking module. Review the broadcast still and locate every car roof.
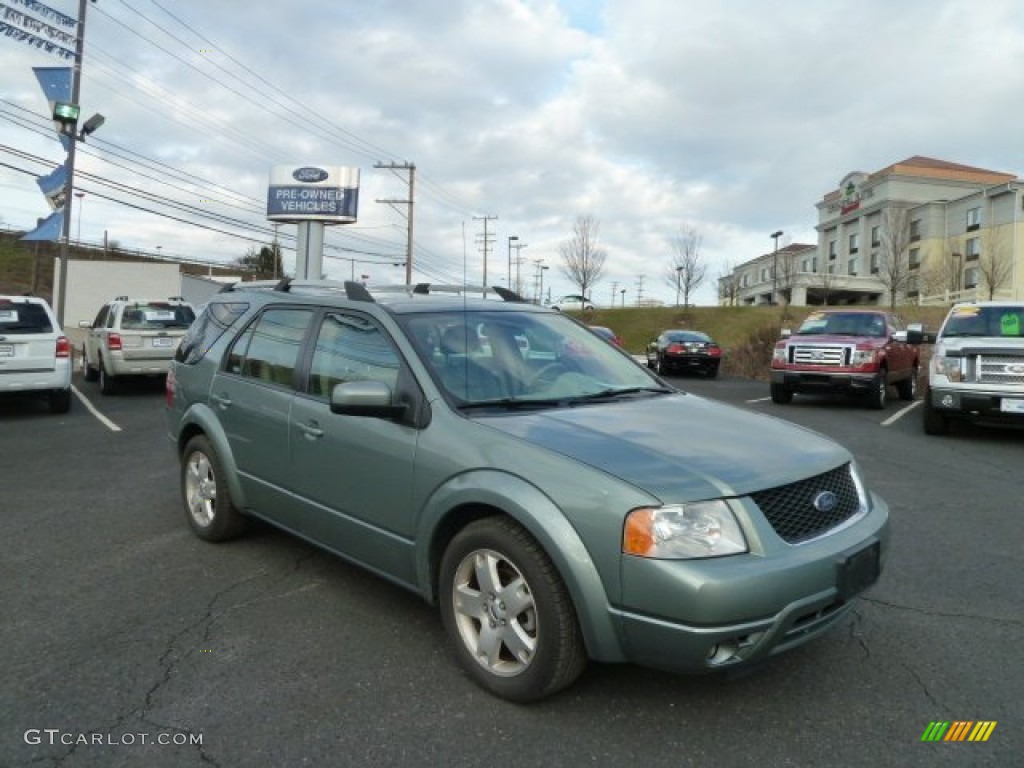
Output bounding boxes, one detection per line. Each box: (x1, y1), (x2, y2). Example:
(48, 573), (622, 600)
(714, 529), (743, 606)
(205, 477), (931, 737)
(213, 279), (550, 316)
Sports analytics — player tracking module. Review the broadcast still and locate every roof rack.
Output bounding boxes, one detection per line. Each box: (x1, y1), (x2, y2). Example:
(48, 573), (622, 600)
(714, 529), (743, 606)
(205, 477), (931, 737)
(217, 279), (526, 304)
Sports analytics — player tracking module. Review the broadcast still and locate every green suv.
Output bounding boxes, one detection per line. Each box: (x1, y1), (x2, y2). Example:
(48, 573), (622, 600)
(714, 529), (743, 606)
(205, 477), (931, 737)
(165, 279), (889, 702)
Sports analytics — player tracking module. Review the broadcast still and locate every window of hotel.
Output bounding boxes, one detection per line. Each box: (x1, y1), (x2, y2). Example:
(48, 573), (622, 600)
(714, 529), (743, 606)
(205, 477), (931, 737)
(870, 252), (880, 274)
(966, 207), (981, 231)
(966, 237), (980, 260)
(908, 248), (920, 268)
(829, 240), (837, 259)
(910, 219), (921, 241)
(741, 273), (749, 287)
(848, 232), (859, 254)
(847, 257), (858, 276)
(906, 275), (919, 297)
(828, 264), (836, 275)
(870, 225), (880, 247)
(964, 266), (979, 289)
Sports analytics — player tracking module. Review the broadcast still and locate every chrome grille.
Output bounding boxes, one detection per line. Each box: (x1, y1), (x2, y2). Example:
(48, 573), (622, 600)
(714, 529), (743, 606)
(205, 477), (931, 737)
(976, 355), (1024, 385)
(790, 344), (850, 366)
(750, 464), (862, 544)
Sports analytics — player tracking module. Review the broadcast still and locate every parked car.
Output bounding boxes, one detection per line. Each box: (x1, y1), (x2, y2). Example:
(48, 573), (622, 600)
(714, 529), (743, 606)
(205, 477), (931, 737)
(80, 296), (195, 394)
(167, 279), (889, 702)
(0, 294), (72, 413)
(588, 324), (622, 346)
(647, 329), (722, 377)
(769, 309), (920, 409)
(914, 301), (1024, 434)
(550, 294), (595, 312)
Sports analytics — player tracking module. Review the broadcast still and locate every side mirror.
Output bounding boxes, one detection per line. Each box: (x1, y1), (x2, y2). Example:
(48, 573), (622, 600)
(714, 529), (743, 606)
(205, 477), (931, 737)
(780, 328), (792, 338)
(905, 323), (933, 344)
(330, 380), (407, 419)
(78, 320), (91, 329)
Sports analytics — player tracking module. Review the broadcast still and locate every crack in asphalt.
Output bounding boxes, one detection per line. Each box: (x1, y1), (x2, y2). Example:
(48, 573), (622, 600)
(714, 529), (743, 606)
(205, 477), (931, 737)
(861, 596), (1022, 626)
(847, 608), (871, 660)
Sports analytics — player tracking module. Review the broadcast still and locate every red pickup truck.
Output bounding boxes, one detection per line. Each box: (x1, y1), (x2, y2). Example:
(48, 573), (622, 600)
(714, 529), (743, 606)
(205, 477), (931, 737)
(769, 309), (921, 409)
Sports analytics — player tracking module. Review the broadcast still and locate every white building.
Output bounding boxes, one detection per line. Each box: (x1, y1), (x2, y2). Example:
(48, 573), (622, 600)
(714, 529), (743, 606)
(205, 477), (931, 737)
(721, 156), (1024, 307)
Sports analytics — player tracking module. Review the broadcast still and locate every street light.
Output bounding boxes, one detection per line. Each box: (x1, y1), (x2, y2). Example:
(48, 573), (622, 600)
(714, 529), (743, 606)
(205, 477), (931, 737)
(770, 230), (783, 305)
(507, 235), (518, 288)
(620, 288), (626, 308)
(538, 265), (549, 305)
(74, 191), (84, 244)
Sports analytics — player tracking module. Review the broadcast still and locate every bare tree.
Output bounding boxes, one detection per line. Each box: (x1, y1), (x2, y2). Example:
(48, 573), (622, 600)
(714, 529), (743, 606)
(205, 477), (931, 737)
(774, 248), (799, 314)
(717, 261), (740, 306)
(819, 259), (837, 306)
(558, 215), (607, 301)
(876, 207), (914, 308)
(663, 226), (706, 307)
(978, 228), (1014, 300)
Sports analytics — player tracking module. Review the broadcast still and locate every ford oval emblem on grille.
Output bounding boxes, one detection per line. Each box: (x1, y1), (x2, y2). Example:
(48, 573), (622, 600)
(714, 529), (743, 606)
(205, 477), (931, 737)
(293, 166), (329, 183)
(1004, 363), (1024, 375)
(813, 491), (837, 513)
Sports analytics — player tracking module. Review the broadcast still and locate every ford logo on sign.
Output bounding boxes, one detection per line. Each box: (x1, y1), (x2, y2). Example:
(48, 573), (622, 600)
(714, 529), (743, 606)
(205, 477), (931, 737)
(293, 167), (329, 183)
(813, 491), (838, 514)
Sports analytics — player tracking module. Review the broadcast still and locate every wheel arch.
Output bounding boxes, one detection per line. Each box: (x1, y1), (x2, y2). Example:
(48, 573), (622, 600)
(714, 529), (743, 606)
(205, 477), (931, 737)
(416, 471), (627, 663)
(175, 403), (249, 511)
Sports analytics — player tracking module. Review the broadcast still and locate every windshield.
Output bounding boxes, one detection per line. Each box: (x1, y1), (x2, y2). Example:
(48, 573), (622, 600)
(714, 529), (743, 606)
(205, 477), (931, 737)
(795, 311), (887, 337)
(942, 306), (1024, 338)
(400, 309), (664, 406)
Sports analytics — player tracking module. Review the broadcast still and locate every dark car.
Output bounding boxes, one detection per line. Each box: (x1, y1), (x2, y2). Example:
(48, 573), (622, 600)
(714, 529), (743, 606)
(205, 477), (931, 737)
(647, 329), (722, 377)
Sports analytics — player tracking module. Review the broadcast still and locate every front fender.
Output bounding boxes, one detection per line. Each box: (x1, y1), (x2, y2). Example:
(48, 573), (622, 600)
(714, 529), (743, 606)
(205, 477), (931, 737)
(174, 402), (249, 511)
(414, 469), (627, 663)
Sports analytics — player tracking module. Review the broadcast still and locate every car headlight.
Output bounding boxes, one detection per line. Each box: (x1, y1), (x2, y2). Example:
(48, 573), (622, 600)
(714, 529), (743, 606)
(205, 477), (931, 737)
(851, 349), (876, 366)
(623, 500), (748, 559)
(933, 353), (964, 382)
(772, 346), (787, 364)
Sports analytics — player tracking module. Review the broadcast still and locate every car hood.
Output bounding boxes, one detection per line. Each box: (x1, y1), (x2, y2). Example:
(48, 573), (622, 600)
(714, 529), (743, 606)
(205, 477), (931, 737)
(476, 393), (849, 502)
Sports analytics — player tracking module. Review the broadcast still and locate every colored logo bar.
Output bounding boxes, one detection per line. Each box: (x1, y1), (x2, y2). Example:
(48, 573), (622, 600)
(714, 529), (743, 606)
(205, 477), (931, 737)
(921, 721), (997, 742)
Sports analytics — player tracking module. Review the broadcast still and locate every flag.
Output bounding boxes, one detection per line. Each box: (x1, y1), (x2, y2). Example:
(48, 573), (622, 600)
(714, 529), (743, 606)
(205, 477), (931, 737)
(21, 210), (64, 241)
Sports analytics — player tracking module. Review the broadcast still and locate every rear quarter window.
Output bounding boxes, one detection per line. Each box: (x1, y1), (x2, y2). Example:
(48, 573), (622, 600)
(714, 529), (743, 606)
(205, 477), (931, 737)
(175, 302), (249, 365)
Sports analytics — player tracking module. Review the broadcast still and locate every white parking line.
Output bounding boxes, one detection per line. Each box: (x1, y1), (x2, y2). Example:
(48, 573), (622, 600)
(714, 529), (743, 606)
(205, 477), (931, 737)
(882, 400), (921, 426)
(72, 385), (122, 432)
(745, 396), (772, 403)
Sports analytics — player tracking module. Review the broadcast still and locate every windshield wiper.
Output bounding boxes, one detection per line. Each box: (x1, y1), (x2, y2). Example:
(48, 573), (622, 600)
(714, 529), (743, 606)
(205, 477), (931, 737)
(566, 386), (674, 403)
(457, 397), (567, 411)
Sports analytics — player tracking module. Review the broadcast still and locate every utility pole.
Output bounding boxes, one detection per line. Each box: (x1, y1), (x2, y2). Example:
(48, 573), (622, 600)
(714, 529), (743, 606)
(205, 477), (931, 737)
(374, 161), (415, 284)
(511, 240), (528, 294)
(636, 274), (646, 307)
(610, 281), (618, 306)
(473, 215), (497, 293)
(55, 0), (90, 326)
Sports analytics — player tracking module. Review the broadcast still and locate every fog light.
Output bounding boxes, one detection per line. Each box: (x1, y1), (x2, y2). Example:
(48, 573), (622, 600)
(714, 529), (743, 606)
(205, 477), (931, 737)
(707, 643), (739, 666)
(941, 394), (954, 407)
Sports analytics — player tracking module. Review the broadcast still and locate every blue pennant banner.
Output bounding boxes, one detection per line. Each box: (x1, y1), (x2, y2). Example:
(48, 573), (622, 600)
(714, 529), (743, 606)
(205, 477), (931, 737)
(6, 0), (75, 28)
(0, 20), (74, 58)
(32, 65), (72, 104)
(21, 210), (64, 241)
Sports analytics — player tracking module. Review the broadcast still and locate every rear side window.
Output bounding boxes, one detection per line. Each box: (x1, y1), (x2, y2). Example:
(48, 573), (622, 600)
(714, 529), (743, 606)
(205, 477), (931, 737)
(0, 300), (54, 334)
(120, 302), (196, 330)
(226, 308), (313, 388)
(175, 301), (249, 365)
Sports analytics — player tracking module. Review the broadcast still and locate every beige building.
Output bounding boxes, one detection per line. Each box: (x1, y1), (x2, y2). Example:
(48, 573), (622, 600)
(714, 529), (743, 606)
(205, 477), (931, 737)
(721, 156), (1024, 307)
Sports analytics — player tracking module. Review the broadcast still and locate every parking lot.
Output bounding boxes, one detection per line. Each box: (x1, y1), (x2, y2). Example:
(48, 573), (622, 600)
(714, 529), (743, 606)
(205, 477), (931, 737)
(1, 370), (1020, 767)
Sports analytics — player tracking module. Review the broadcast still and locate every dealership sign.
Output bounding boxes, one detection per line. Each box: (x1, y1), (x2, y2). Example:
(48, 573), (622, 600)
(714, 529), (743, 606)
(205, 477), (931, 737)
(267, 165), (359, 223)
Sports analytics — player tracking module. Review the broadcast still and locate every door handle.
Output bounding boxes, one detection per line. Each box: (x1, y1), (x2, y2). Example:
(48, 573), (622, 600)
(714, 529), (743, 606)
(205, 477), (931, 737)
(211, 393), (232, 408)
(298, 420), (323, 440)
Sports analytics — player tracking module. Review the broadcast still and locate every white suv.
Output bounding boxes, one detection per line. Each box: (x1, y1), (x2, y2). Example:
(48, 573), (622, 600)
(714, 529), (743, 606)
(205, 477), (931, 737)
(80, 296), (195, 394)
(0, 295), (72, 413)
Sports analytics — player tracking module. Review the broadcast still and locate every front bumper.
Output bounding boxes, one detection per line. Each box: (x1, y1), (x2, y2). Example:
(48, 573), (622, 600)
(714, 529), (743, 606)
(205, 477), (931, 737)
(613, 493), (889, 674)
(771, 369), (876, 394)
(928, 385), (1024, 424)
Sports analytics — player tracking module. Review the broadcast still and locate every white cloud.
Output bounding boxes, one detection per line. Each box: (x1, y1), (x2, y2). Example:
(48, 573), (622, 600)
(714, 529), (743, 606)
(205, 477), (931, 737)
(2, 0), (1023, 304)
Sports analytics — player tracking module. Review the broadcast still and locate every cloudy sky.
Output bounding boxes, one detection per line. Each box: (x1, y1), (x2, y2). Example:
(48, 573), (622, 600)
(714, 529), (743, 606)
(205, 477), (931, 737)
(2, 0), (1023, 305)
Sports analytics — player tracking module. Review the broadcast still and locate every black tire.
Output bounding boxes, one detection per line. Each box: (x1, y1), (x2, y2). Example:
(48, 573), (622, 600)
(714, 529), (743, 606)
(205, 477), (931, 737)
(705, 364), (720, 379)
(181, 435), (248, 542)
(98, 361), (117, 395)
(655, 357), (669, 376)
(439, 517), (586, 703)
(49, 388), (71, 414)
(922, 395), (949, 436)
(770, 382), (793, 404)
(897, 365), (918, 401)
(866, 370), (888, 410)
(82, 347), (99, 382)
